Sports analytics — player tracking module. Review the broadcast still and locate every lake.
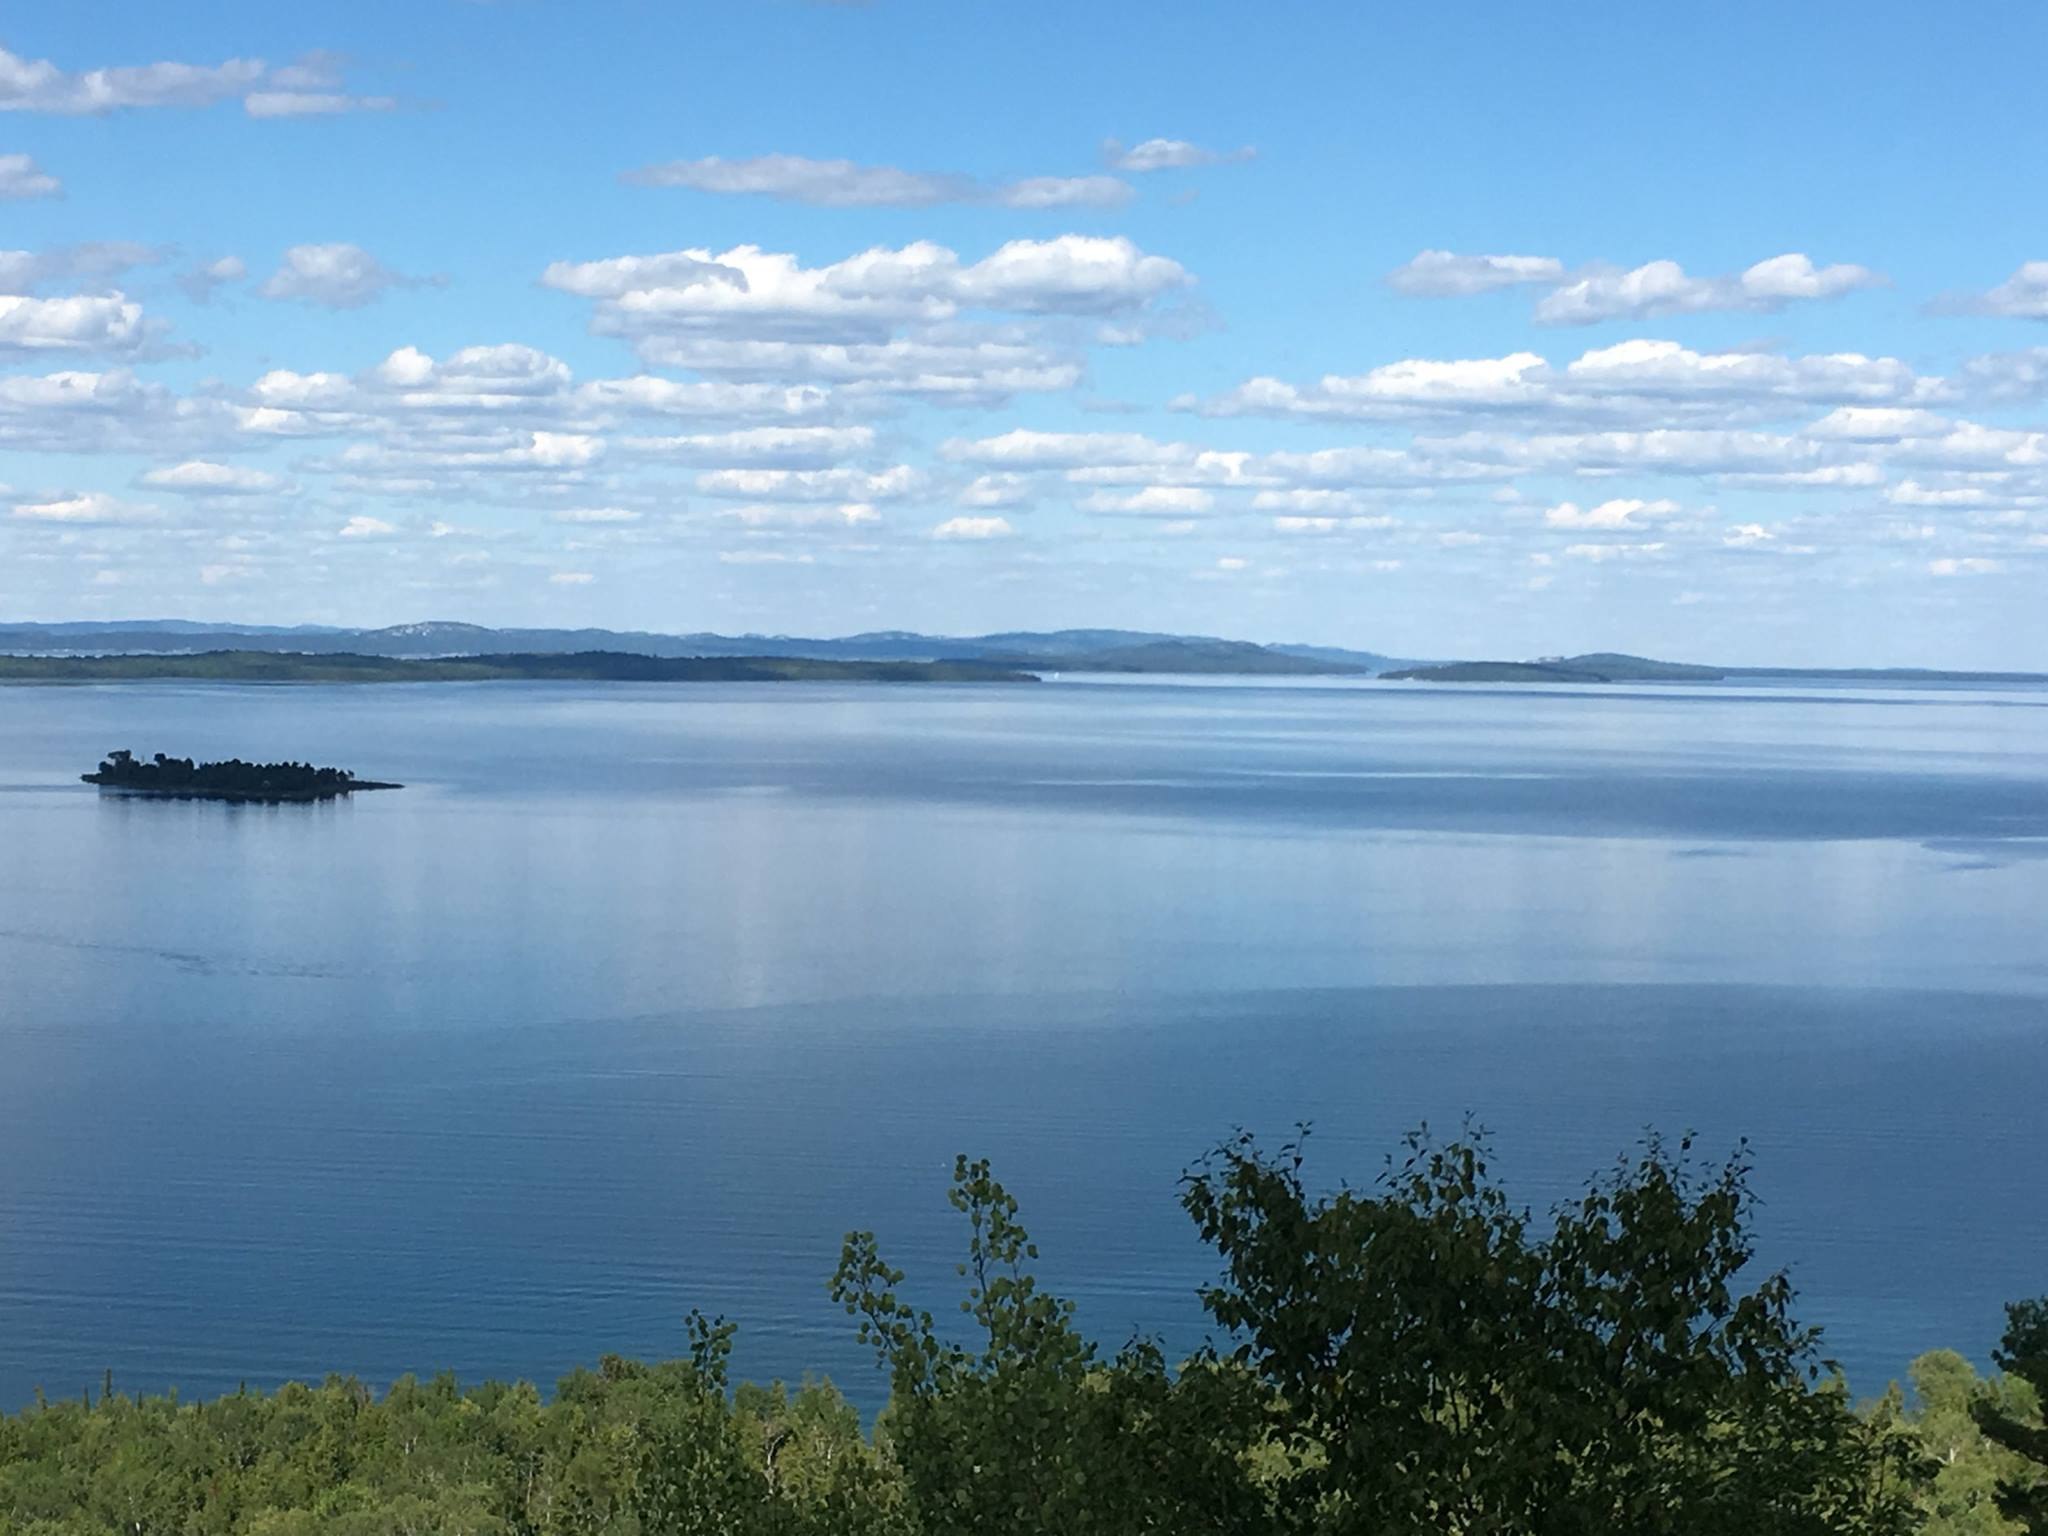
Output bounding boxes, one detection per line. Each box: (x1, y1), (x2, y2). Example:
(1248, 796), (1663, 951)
(1, 675), (2044, 1411)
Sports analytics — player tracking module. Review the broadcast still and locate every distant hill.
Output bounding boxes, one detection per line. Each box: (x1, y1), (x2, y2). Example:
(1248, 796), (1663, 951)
(0, 621), (1405, 676)
(0, 651), (1041, 686)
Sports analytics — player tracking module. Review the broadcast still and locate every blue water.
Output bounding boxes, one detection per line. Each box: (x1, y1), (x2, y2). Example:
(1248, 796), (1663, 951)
(1, 676), (2044, 1410)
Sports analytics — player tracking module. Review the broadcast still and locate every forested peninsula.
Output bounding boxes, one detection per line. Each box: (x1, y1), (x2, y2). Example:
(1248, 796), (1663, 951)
(2, 1133), (2042, 1534)
(0, 651), (1040, 685)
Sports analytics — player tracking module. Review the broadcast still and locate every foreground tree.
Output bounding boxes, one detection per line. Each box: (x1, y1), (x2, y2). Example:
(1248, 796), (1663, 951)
(831, 1155), (1271, 1535)
(1180, 1127), (1921, 1535)
(1974, 1298), (2048, 1530)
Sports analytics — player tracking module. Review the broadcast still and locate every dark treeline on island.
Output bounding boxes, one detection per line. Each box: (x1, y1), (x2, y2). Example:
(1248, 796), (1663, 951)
(82, 750), (401, 802)
(3, 651), (1043, 687)
(2, 1129), (2042, 1533)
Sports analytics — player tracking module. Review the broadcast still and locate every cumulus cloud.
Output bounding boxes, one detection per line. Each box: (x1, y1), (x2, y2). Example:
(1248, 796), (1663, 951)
(0, 293), (147, 354)
(1542, 497), (1681, 531)
(0, 152), (58, 198)
(1929, 556), (2001, 575)
(624, 153), (1131, 209)
(932, 515), (1014, 539)
(696, 465), (917, 502)
(1185, 338), (1936, 429)
(1535, 254), (1883, 325)
(1960, 347), (2048, 400)
(1939, 262), (2048, 320)
(338, 515), (397, 538)
(543, 236), (1187, 404)
(1387, 249), (1882, 322)
(545, 236), (1187, 336)
(139, 460), (285, 494)
(0, 42), (392, 117)
(10, 490), (159, 523)
(1102, 138), (1254, 171)
(1386, 250), (1565, 297)
(1081, 486), (1216, 516)
(260, 243), (423, 308)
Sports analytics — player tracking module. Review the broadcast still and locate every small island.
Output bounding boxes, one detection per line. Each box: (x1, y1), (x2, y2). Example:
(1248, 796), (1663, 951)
(82, 750), (402, 802)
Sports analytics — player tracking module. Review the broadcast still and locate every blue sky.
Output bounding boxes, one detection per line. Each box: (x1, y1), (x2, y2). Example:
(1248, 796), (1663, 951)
(3, 2), (2046, 664)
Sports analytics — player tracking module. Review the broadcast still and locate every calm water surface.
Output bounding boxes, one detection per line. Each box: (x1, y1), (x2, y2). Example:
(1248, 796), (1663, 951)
(1, 676), (2045, 1409)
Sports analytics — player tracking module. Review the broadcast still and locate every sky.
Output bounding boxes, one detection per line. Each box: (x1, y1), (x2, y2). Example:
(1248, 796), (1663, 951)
(3, 3), (2046, 665)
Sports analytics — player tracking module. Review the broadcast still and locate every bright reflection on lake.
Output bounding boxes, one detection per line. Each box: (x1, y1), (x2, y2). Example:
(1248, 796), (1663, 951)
(1, 675), (2044, 1409)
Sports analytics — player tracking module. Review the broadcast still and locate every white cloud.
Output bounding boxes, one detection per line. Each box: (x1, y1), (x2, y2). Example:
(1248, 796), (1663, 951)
(994, 175), (1130, 209)
(1928, 557), (2001, 575)
(243, 90), (396, 118)
(0, 152), (58, 198)
(0, 293), (146, 354)
(11, 490), (158, 523)
(1386, 250), (1565, 297)
(959, 473), (1029, 508)
(338, 515), (397, 538)
(0, 242), (164, 291)
(1187, 338), (1934, 428)
(0, 42), (263, 113)
(552, 507), (642, 524)
(178, 254), (247, 304)
(1888, 479), (1995, 508)
(624, 153), (1132, 209)
(1564, 541), (1667, 562)
(0, 43), (391, 117)
(622, 425), (876, 466)
(625, 154), (967, 206)
(695, 465), (918, 502)
(140, 460), (284, 494)
(718, 549), (814, 565)
(721, 502), (879, 529)
(545, 236), (1187, 337)
(1081, 486), (1215, 515)
(1535, 254), (1882, 325)
(932, 515), (1014, 539)
(1941, 262), (2048, 320)
(1102, 138), (1254, 171)
(260, 243), (420, 309)
(1960, 348), (2048, 400)
(1542, 497), (1681, 531)
(549, 570), (596, 584)
(940, 429), (1185, 469)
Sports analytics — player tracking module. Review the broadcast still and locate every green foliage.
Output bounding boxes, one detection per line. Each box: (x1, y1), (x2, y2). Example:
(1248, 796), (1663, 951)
(1974, 1298), (2048, 1530)
(1870, 1349), (2040, 1535)
(1179, 1127), (1922, 1534)
(831, 1154), (1268, 1534)
(0, 1362), (901, 1535)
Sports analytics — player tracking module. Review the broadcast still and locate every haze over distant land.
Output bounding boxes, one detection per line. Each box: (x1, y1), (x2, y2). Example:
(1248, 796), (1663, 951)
(0, 620), (1402, 675)
(2, 620), (2039, 685)
(1, 7), (2043, 666)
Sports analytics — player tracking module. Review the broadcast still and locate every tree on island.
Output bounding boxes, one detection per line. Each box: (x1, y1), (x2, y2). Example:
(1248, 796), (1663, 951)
(84, 750), (390, 800)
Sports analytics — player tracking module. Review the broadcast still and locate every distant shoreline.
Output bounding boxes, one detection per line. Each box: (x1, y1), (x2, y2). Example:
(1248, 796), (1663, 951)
(1383, 656), (2048, 686)
(0, 651), (1043, 686)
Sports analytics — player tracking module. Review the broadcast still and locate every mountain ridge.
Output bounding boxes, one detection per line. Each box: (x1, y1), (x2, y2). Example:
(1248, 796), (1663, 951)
(0, 621), (1407, 676)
